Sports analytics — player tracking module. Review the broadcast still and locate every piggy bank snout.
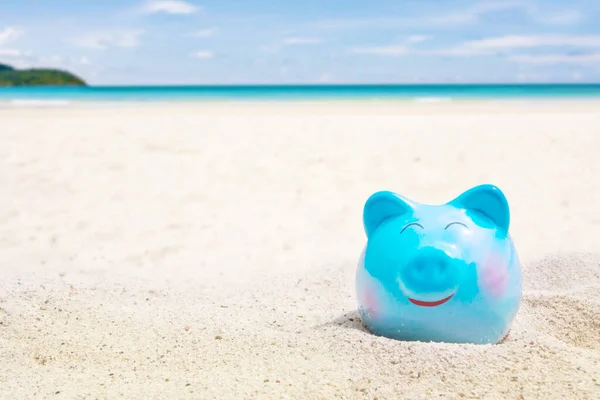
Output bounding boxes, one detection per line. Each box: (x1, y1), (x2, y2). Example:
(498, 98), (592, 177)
(400, 247), (460, 292)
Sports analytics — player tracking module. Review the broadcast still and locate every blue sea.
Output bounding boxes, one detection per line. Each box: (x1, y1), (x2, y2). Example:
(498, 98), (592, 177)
(1, 84), (600, 104)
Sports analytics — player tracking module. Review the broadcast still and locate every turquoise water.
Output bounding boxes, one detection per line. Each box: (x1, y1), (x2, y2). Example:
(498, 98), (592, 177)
(1, 84), (600, 103)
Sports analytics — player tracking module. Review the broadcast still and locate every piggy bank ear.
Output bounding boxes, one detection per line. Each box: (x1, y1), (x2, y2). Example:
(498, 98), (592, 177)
(363, 191), (413, 238)
(449, 184), (510, 235)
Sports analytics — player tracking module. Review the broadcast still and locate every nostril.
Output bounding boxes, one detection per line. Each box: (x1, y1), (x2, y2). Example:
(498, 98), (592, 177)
(436, 260), (448, 272)
(433, 261), (449, 279)
(406, 251), (453, 282)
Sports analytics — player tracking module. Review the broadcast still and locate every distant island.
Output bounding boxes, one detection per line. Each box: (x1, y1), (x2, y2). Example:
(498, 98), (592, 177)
(0, 63), (86, 87)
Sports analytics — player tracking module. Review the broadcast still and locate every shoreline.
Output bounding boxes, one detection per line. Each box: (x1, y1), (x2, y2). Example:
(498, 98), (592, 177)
(2, 97), (600, 111)
(2, 83), (600, 110)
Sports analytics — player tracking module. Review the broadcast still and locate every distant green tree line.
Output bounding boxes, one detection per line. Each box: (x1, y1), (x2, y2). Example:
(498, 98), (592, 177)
(0, 63), (86, 86)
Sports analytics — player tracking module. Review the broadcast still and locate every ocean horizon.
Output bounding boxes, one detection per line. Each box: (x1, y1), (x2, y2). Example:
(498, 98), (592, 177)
(2, 83), (600, 104)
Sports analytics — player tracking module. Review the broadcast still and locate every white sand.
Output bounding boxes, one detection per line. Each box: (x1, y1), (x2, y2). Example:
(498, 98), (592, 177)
(1, 100), (599, 399)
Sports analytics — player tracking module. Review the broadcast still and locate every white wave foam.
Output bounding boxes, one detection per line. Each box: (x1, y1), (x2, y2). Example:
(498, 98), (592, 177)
(6, 99), (72, 107)
(412, 97), (453, 103)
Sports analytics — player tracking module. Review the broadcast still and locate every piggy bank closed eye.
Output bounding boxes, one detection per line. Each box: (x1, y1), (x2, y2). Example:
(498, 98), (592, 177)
(356, 184), (522, 344)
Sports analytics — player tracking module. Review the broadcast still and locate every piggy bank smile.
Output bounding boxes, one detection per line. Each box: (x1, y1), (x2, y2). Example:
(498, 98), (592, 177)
(355, 184), (523, 344)
(408, 294), (454, 307)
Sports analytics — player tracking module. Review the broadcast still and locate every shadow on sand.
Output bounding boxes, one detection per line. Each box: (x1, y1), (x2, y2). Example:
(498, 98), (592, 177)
(319, 310), (371, 334)
(320, 309), (516, 344)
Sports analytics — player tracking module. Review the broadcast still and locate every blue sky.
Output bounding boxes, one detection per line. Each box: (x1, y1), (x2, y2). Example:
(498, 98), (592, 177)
(1, 0), (599, 85)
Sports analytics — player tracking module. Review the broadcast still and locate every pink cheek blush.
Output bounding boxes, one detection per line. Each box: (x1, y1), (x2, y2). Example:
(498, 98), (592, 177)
(361, 288), (380, 319)
(480, 253), (509, 298)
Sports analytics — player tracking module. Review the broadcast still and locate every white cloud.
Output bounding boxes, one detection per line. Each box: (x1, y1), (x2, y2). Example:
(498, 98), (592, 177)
(351, 45), (408, 56)
(0, 48), (22, 57)
(190, 50), (213, 59)
(258, 44), (280, 54)
(429, 47), (480, 56)
(75, 30), (145, 50)
(0, 27), (22, 46)
(318, 73), (332, 83)
(509, 53), (600, 65)
(351, 34), (600, 68)
(79, 56), (91, 65)
(538, 11), (582, 25)
(315, 1), (526, 30)
(463, 1), (583, 27)
(407, 35), (429, 44)
(315, 1), (580, 31)
(316, 14), (473, 30)
(143, 0), (199, 15)
(421, 13), (478, 27)
(283, 37), (321, 45)
(464, 35), (600, 51)
(0, 27), (24, 60)
(516, 72), (549, 82)
(39, 55), (63, 65)
(351, 35), (430, 56)
(258, 37), (322, 54)
(402, 34), (600, 59)
(471, 0), (524, 14)
(192, 28), (217, 38)
(422, 35), (600, 63)
(472, 1), (582, 26)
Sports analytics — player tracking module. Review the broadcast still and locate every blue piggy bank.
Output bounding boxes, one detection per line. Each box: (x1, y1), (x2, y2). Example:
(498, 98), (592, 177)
(356, 184), (522, 344)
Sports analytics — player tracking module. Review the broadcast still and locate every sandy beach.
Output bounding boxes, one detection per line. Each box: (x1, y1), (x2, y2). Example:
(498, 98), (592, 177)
(1, 100), (599, 399)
